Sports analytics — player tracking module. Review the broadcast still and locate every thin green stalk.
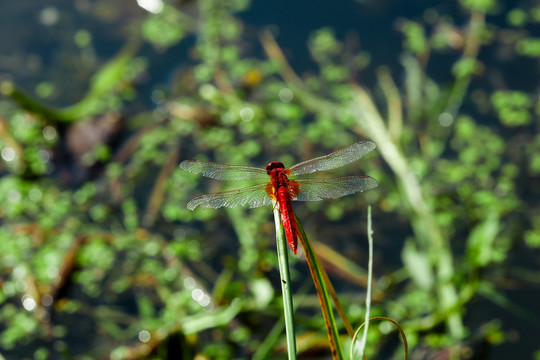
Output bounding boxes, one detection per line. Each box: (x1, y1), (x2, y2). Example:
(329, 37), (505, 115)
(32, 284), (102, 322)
(351, 205), (374, 359)
(273, 201), (297, 359)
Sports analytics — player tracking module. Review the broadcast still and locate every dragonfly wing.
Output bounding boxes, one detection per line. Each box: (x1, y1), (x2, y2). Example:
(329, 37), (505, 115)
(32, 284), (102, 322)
(288, 141), (376, 176)
(292, 176), (378, 201)
(187, 184), (273, 210)
(180, 160), (268, 180)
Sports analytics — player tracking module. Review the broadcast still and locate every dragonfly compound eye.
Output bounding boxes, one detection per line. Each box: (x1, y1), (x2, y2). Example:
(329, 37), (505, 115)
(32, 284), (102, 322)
(266, 161), (285, 174)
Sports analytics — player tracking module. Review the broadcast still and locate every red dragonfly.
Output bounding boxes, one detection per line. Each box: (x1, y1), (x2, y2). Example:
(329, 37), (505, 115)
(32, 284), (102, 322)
(179, 141), (378, 254)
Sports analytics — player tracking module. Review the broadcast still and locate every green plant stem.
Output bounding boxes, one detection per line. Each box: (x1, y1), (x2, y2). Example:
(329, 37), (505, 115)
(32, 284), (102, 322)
(377, 67), (403, 140)
(0, 81), (68, 121)
(353, 205), (374, 359)
(273, 202), (297, 359)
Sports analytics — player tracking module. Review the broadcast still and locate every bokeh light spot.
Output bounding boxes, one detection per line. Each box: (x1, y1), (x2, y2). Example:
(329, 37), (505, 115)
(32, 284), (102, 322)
(138, 330), (151, 343)
(279, 88), (294, 102)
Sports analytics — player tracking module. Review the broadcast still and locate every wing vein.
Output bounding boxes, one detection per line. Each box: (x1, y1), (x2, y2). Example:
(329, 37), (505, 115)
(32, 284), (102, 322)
(288, 141), (376, 176)
(180, 160), (268, 180)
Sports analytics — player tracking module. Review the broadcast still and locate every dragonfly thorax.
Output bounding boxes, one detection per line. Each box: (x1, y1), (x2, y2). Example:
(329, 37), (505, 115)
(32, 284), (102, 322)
(266, 161), (285, 175)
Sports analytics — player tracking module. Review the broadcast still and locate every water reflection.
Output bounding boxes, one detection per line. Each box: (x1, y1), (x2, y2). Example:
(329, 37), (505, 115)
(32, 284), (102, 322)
(136, 0), (164, 14)
(138, 330), (151, 343)
(38, 6), (60, 26)
(279, 87), (294, 102)
(1, 147), (15, 162)
(184, 277), (212, 308)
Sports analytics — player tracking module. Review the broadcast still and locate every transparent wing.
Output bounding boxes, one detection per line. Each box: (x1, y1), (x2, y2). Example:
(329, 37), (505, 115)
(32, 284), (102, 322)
(179, 160), (268, 180)
(288, 141), (376, 176)
(187, 184), (273, 210)
(291, 176), (378, 201)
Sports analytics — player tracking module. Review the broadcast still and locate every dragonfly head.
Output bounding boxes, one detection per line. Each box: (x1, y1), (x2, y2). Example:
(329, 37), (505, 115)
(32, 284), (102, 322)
(266, 161), (285, 175)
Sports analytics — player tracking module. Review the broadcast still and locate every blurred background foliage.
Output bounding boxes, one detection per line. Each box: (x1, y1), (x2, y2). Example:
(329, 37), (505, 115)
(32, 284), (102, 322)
(0, 0), (539, 359)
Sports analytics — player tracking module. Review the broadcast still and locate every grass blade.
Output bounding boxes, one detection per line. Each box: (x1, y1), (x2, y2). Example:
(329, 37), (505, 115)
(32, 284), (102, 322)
(295, 215), (344, 359)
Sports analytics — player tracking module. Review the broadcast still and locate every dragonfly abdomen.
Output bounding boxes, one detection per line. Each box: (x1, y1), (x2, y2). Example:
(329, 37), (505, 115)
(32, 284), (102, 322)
(277, 186), (298, 254)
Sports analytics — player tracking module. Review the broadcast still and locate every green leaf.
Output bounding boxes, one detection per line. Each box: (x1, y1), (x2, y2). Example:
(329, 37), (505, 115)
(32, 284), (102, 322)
(466, 213), (501, 267)
(459, 0), (496, 13)
(402, 21), (428, 54)
(402, 240), (433, 290)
